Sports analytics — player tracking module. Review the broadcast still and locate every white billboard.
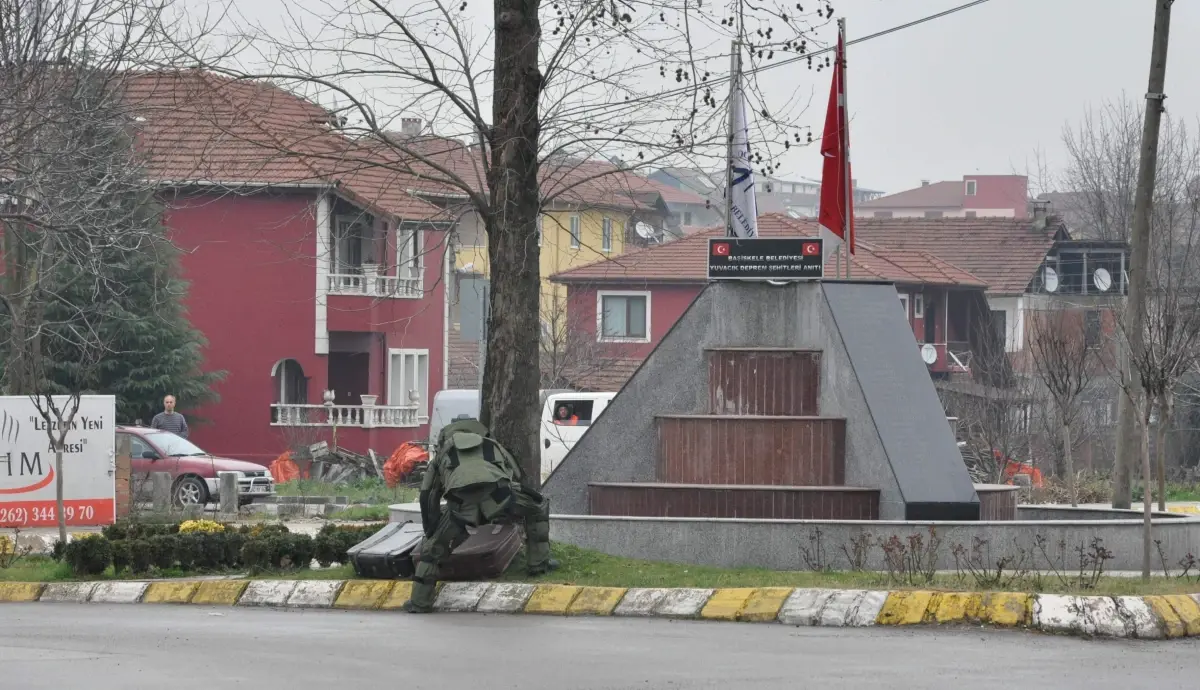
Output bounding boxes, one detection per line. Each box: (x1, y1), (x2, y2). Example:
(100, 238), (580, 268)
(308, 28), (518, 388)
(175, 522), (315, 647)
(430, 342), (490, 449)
(0, 395), (117, 528)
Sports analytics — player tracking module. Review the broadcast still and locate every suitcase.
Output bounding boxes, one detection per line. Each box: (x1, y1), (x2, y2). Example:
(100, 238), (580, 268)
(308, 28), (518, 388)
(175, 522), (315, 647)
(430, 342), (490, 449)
(347, 521), (425, 579)
(411, 522), (524, 581)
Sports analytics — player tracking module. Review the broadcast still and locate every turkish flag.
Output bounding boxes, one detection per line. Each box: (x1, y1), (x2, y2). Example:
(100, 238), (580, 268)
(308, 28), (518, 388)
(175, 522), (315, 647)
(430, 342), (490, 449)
(802, 241), (820, 256)
(817, 32), (855, 257)
(712, 242), (730, 256)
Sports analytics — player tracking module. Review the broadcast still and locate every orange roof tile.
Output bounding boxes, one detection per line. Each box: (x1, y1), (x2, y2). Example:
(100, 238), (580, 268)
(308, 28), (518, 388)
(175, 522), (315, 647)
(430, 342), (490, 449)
(551, 213), (988, 289)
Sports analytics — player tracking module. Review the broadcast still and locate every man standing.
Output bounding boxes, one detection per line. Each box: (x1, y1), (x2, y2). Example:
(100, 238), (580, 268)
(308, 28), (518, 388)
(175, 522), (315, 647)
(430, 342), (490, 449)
(151, 394), (189, 439)
(404, 418), (557, 613)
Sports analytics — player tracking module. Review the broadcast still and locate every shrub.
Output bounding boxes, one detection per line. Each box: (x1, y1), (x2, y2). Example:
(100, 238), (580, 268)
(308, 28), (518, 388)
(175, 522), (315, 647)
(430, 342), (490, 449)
(148, 534), (179, 570)
(50, 540), (66, 562)
(240, 532), (315, 571)
(64, 535), (113, 576)
(236, 523), (289, 537)
(128, 539), (154, 575)
(179, 519), (225, 535)
(281, 533), (315, 570)
(111, 540), (132, 574)
(103, 518), (180, 542)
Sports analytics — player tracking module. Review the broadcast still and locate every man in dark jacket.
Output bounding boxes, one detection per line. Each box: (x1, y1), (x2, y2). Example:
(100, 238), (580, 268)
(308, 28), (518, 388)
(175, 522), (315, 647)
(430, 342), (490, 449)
(404, 418), (557, 613)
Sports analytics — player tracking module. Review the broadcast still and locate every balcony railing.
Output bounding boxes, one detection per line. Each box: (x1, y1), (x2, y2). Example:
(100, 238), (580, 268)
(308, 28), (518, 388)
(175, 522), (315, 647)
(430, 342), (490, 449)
(271, 403), (423, 428)
(327, 270), (423, 299)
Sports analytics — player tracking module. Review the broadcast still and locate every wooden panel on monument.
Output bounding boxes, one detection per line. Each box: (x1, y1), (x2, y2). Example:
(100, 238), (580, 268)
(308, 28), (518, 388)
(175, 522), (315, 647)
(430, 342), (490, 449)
(588, 482), (879, 520)
(707, 348), (821, 416)
(655, 415), (845, 486)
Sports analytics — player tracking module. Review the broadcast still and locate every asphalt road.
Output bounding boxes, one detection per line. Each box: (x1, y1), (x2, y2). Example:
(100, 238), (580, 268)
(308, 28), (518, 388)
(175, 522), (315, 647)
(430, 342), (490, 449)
(3, 605), (1199, 690)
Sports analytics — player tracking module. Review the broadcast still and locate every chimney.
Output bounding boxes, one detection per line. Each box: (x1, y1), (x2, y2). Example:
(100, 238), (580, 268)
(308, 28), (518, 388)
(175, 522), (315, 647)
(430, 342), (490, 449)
(921, 179), (930, 187)
(1031, 199), (1050, 230)
(400, 117), (422, 136)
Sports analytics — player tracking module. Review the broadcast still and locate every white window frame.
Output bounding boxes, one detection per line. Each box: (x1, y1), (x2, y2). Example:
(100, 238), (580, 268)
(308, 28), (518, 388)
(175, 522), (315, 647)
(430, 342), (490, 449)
(965, 180), (977, 196)
(537, 215), (543, 247)
(601, 217), (613, 253)
(913, 293), (925, 319)
(898, 293), (910, 320)
(569, 215), (581, 249)
(596, 290), (651, 343)
(386, 348), (430, 422)
(398, 224), (422, 279)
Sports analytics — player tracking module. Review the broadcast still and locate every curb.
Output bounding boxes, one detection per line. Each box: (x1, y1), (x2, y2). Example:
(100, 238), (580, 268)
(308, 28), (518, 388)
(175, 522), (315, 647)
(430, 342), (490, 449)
(3, 579), (1200, 639)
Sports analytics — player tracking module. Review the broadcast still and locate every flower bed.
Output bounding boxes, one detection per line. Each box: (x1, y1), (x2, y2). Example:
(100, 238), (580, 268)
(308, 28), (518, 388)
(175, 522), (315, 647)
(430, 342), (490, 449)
(56, 519), (387, 578)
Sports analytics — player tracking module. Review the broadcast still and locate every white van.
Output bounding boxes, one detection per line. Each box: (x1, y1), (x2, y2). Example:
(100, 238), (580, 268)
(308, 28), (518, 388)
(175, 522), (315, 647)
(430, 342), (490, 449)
(539, 391), (616, 480)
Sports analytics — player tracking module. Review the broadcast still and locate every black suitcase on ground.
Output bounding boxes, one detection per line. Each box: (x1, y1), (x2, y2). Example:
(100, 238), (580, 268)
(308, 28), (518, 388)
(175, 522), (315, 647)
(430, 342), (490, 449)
(411, 522), (524, 581)
(347, 521), (425, 579)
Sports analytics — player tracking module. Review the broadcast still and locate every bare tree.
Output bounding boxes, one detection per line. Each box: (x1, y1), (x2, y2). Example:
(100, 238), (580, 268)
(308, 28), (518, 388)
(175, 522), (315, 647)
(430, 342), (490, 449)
(1025, 304), (1103, 506)
(180, 0), (835, 484)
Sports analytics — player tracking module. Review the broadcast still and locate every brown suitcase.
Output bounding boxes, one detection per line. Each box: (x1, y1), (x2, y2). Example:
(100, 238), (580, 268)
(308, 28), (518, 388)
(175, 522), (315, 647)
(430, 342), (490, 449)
(411, 522), (524, 580)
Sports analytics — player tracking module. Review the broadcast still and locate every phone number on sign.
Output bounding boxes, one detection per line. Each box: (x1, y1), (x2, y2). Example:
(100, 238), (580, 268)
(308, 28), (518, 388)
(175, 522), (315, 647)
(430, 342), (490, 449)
(0, 504), (96, 526)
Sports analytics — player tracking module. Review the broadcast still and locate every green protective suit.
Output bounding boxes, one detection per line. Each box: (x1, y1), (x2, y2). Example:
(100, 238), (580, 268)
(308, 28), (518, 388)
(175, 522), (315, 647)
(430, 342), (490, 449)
(408, 419), (551, 611)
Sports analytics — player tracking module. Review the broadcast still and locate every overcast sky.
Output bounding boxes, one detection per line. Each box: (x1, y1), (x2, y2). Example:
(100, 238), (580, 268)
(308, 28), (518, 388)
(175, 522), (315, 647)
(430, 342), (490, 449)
(212, 0), (1198, 197)
(820, 0), (1200, 195)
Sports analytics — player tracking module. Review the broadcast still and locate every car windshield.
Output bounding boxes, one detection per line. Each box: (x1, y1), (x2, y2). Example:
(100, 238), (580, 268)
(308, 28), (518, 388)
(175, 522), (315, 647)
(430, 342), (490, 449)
(144, 431), (208, 457)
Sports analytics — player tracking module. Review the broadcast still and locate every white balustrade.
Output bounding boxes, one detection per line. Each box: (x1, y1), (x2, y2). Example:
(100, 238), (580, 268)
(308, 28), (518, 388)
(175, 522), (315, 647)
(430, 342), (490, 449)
(271, 403), (422, 428)
(326, 271), (423, 299)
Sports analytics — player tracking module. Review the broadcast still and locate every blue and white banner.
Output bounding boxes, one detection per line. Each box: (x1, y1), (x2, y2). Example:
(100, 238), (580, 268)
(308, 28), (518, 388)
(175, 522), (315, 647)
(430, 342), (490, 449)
(727, 76), (759, 238)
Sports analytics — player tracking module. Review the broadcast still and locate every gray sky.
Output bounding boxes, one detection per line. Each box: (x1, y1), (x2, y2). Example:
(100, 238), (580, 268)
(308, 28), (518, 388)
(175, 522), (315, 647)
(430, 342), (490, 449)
(818, 0), (1200, 195)
(214, 0), (1198, 197)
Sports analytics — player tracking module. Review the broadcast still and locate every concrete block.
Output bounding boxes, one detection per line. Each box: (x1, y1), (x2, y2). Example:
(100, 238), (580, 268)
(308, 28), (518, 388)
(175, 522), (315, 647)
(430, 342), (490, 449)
(238, 580), (298, 607)
(304, 503), (327, 517)
(143, 581), (201, 604)
(876, 590), (935, 626)
(700, 588), (756, 621)
(778, 589), (837, 626)
(980, 592), (1032, 627)
(191, 580), (248, 606)
(1079, 596), (1125, 638)
(477, 583), (536, 614)
(334, 496), (350, 505)
(524, 585), (582, 614)
(847, 590), (888, 627)
(40, 582), (97, 603)
(434, 582), (491, 612)
(287, 580), (345, 608)
(335, 581), (396, 610)
(654, 588), (714, 618)
(567, 587), (626, 616)
(1144, 596), (1187, 638)
(820, 590), (872, 627)
(91, 582), (149, 604)
(1161, 594), (1200, 636)
(1033, 595), (1087, 635)
(379, 581), (415, 610)
(277, 504), (305, 518)
(151, 472), (172, 511)
(1116, 596), (1164, 639)
(613, 588), (670, 616)
(740, 588), (793, 622)
(0, 582), (44, 602)
(219, 472), (238, 515)
(280, 496), (303, 504)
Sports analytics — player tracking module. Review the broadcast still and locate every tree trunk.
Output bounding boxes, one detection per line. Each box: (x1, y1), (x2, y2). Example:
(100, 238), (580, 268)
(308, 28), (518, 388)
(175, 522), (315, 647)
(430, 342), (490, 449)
(56, 445), (67, 545)
(1157, 391), (1173, 512)
(481, 0), (543, 488)
(1141, 396), (1154, 581)
(1063, 422), (1076, 507)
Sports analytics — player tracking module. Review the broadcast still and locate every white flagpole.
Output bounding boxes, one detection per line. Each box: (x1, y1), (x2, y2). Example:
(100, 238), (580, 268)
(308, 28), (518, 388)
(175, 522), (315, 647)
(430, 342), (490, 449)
(725, 40), (737, 237)
(840, 18), (852, 280)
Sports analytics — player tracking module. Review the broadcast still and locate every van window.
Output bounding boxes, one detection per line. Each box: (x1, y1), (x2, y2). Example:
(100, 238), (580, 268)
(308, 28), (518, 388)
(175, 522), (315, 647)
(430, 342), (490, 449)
(550, 399), (596, 426)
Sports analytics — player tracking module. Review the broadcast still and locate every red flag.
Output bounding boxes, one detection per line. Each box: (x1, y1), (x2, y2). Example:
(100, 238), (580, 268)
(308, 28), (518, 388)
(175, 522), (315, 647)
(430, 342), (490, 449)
(817, 32), (854, 257)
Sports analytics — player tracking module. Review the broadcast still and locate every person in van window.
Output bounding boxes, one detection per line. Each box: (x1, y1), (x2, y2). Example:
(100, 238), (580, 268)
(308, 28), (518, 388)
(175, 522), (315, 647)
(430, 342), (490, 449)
(553, 405), (578, 425)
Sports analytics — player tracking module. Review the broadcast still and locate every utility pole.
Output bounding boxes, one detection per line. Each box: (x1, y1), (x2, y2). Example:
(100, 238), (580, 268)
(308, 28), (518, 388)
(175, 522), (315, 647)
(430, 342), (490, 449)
(1113, 0), (1172, 530)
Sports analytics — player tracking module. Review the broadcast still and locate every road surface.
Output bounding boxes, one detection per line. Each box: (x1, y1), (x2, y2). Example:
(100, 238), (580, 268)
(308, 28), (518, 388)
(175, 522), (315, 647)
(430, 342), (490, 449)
(3, 604), (1199, 689)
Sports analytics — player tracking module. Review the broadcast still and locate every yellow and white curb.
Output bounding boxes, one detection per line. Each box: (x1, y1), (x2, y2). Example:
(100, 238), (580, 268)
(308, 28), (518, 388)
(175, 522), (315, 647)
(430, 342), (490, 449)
(3, 580), (1199, 639)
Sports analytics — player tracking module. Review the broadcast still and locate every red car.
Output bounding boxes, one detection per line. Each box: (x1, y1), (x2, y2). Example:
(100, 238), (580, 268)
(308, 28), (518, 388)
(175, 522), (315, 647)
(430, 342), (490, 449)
(118, 425), (276, 507)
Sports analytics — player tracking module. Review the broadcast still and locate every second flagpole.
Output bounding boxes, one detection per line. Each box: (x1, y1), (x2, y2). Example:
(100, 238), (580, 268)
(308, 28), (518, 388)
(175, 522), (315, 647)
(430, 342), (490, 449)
(840, 18), (852, 280)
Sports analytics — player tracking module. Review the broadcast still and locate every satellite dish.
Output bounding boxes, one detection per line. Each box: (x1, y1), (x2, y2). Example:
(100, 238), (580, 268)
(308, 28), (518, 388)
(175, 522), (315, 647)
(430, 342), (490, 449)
(1043, 266), (1059, 293)
(920, 343), (938, 365)
(635, 222), (657, 239)
(1093, 267), (1113, 292)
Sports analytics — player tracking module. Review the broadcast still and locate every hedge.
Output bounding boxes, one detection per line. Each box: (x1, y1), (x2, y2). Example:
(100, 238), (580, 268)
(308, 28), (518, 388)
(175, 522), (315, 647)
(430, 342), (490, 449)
(61, 518), (353, 577)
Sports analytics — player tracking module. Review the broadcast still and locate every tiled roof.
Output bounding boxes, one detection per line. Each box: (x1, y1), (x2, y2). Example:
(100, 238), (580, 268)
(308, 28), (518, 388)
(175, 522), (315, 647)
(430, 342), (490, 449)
(124, 71), (449, 222)
(644, 178), (707, 205)
(551, 214), (988, 289)
(559, 358), (645, 392)
(446, 325), (482, 389)
(852, 217), (1057, 295)
(860, 181), (963, 209)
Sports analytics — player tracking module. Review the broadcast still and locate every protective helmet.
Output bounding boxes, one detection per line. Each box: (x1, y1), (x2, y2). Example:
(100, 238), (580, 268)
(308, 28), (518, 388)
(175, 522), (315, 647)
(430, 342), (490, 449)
(437, 418), (490, 448)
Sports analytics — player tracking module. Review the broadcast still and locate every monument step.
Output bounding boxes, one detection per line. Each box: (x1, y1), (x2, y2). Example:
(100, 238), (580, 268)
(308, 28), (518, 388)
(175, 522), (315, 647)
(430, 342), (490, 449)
(587, 482), (879, 520)
(656, 415), (845, 486)
(706, 348), (822, 416)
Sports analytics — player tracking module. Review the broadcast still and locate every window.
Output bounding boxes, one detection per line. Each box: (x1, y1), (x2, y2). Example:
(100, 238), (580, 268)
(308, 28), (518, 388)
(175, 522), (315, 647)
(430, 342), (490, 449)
(388, 349), (430, 420)
(598, 292), (649, 341)
(965, 180), (977, 196)
(1085, 310), (1102, 348)
(602, 217), (613, 252)
(549, 399), (598, 427)
(683, 211), (693, 225)
(537, 216), (543, 247)
(398, 224), (422, 279)
(898, 293), (910, 319)
(126, 434), (151, 459)
(924, 210), (944, 219)
(569, 215), (581, 249)
(990, 310), (1007, 350)
(913, 293), (925, 318)
(965, 211), (977, 218)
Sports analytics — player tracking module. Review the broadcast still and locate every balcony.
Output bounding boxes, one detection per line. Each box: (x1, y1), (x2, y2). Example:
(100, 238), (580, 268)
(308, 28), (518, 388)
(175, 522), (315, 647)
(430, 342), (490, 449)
(327, 270), (423, 299)
(271, 402), (422, 428)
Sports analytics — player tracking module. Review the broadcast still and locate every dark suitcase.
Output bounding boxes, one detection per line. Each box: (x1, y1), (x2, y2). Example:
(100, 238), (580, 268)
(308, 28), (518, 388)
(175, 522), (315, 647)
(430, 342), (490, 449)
(411, 522), (524, 580)
(347, 520), (425, 579)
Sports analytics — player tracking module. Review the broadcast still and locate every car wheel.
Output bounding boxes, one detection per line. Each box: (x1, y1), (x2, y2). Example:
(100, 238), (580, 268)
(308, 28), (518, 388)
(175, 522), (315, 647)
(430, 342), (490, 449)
(173, 476), (209, 508)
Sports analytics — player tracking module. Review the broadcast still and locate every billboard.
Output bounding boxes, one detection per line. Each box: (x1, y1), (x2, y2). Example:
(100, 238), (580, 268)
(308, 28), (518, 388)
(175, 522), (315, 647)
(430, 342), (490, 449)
(707, 237), (825, 281)
(0, 395), (117, 528)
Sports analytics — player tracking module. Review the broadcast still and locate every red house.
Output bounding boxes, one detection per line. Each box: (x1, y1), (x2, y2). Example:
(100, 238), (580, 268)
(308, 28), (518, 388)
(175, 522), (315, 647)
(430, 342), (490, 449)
(550, 214), (995, 387)
(125, 72), (453, 464)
